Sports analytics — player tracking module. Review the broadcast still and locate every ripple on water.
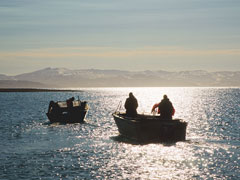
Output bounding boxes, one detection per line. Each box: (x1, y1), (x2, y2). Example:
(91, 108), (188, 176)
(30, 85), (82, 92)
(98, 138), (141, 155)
(0, 88), (239, 179)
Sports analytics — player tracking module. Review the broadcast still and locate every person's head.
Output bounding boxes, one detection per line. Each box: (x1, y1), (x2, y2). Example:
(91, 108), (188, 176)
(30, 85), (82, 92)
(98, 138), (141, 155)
(163, 95), (168, 99)
(71, 97), (75, 101)
(129, 92), (133, 98)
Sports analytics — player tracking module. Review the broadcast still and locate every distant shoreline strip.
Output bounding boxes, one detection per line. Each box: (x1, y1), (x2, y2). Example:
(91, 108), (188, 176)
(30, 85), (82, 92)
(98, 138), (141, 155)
(0, 88), (83, 92)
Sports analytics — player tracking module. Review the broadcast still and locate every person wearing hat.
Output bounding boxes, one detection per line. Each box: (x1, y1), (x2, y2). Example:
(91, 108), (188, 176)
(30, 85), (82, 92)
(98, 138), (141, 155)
(124, 92), (138, 117)
(151, 95), (175, 120)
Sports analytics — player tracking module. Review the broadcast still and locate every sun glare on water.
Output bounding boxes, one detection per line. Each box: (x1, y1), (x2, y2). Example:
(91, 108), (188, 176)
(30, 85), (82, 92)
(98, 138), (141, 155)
(87, 87), (238, 179)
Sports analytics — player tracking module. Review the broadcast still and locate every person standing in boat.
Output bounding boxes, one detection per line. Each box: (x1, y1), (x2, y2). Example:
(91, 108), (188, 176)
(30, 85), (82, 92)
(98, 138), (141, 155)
(48, 101), (60, 114)
(67, 97), (75, 109)
(151, 95), (175, 120)
(124, 92), (138, 117)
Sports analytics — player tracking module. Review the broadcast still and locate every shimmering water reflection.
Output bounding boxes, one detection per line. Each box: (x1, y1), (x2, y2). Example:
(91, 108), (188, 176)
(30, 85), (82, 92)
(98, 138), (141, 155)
(0, 88), (239, 179)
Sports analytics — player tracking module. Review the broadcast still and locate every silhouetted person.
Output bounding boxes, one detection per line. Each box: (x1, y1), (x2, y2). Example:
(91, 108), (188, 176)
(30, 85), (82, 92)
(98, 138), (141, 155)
(67, 97), (75, 109)
(124, 92), (138, 117)
(48, 101), (60, 114)
(151, 95), (175, 120)
(48, 101), (55, 113)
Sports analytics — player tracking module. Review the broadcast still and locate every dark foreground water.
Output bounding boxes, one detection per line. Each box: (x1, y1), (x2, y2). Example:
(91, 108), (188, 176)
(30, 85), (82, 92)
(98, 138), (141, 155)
(0, 87), (239, 180)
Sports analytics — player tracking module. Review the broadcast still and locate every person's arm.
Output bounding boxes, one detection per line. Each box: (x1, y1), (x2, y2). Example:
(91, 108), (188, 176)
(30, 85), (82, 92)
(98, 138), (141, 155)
(172, 107), (175, 116)
(135, 99), (138, 108)
(151, 103), (159, 113)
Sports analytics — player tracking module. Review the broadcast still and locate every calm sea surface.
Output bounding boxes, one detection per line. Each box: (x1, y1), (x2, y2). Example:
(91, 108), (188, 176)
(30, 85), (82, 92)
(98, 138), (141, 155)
(0, 87), (239, 180)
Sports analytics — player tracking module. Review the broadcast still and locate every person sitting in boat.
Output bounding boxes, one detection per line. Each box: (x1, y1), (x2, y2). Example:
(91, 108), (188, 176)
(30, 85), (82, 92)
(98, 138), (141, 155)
(124, 92), (138, 117)
(67, 97), (75, 109)
(151, 95), (175, 120)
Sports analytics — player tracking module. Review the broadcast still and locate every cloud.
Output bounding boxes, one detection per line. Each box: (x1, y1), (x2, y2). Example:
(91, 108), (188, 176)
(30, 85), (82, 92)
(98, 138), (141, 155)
(1, 46), (240, 59)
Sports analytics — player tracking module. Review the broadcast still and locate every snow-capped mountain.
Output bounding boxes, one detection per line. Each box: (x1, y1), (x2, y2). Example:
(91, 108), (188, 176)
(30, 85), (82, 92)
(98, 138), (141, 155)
(0, 67), (240, 88)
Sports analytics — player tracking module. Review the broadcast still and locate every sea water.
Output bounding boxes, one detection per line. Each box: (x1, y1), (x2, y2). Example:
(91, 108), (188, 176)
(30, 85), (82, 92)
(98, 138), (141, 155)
(0, 87), (239, 179)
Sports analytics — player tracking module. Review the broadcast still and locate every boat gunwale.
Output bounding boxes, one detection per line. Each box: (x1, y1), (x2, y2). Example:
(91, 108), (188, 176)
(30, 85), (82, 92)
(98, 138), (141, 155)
(112, 112), (187, 125)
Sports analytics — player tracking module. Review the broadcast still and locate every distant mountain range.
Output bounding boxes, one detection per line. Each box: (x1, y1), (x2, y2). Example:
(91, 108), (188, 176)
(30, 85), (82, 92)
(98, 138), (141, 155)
(0, 67), (240, 88)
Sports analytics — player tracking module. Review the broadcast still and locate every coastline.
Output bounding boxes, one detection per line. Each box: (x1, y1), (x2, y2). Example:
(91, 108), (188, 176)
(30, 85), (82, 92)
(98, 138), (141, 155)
(0, 88), (83, 92)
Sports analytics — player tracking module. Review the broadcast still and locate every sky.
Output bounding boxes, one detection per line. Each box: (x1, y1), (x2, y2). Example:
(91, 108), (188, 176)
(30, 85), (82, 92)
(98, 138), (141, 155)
(0, 0), (240, 75)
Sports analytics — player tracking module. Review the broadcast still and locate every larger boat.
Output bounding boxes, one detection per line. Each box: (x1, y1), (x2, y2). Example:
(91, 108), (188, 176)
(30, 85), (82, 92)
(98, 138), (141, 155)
(113, 112), (187, 142)
(46, 99), (89, 123)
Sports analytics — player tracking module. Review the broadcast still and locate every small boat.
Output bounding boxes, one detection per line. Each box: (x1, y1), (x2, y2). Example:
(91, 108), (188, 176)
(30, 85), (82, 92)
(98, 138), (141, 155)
(46, 99), (89, 123)
(113, 112), (187, 142)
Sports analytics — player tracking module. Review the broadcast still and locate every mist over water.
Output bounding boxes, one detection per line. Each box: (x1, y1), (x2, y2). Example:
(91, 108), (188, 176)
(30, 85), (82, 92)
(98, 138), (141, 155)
(0, 88), (239, 179)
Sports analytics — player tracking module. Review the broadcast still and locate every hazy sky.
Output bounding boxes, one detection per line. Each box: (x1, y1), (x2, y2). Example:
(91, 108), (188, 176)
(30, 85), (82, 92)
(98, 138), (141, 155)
(1, 0), (240, 75)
